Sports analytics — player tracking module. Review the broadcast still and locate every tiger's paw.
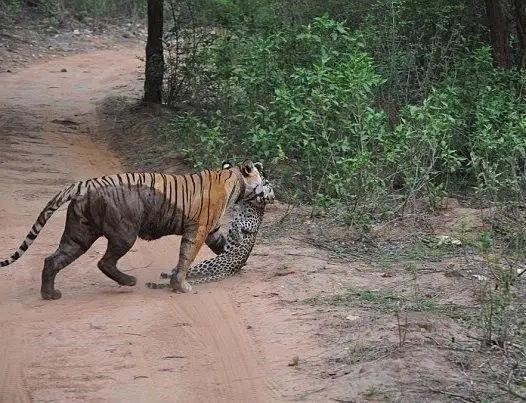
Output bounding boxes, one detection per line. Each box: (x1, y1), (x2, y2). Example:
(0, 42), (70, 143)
(119, 275), (137, 286)
(41, 289), (62, 300)
(170, 277), (193, 293)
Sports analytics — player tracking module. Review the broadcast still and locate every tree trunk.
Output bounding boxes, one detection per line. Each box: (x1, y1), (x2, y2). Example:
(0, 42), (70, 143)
(515, 0), (526, 69)
(144, 0), (164, 104)
(485, 0), (511, 67)
(25, 0), (41, 7)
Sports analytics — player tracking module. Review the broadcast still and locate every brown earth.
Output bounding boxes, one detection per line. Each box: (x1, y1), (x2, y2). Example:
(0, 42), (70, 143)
(1, 43), (525, 402)
(0, 8), (146, 74)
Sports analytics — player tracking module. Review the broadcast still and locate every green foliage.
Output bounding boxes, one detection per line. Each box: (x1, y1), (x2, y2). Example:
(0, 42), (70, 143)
(162, 5), (526, 217)
(163, 114), (228, 169)
(166, 17), (392, 212)
(391, 47), (526, 203)
(242, 18), (387, 201)
(1, 0), (24, 11)
(359, 0), (485, 108)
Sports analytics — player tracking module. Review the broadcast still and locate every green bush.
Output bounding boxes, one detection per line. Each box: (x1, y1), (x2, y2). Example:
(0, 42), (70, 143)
(0, 0), (24, 11)
(164, 15), (526, 217)
(391, 47), (526, 204)
(163, 114), (228, 170)
(359, 0), (485, 109)
(166, 17), (390, 211)
(242, 17), (388, 204)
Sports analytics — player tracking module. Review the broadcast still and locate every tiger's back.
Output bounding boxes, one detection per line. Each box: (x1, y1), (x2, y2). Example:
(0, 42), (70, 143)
(76, 171), (240, 241)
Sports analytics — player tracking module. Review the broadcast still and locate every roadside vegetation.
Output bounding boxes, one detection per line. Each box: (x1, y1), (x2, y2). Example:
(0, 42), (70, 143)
(158, 1), (526, 215)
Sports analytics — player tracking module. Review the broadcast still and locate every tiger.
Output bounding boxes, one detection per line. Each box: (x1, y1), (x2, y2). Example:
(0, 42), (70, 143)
(147, 179), (274, 288)
(0, 160), (265, 300)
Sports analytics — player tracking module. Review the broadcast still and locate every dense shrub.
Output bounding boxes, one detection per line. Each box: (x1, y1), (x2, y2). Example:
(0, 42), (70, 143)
(165, 17), (390, 211)
(241, 18), (387, 203)
(392, 48), (526, 204)
(359, 0), (486, 112)
(164, 15), (526, 215)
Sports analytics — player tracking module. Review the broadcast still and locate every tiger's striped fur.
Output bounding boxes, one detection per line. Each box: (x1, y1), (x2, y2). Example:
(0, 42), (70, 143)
(147, 180), (274, 288)
(1, 160), (264, 299)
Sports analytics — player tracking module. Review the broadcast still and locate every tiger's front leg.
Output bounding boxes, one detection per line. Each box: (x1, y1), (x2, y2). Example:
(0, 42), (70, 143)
(170, 228), (206, 293)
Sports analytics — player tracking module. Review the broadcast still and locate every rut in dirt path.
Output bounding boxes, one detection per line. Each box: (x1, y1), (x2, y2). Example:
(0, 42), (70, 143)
(0, 47), (274, 402)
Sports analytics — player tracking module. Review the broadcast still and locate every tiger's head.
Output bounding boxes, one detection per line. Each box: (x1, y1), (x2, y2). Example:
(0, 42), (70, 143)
(222, 160), (274, 204)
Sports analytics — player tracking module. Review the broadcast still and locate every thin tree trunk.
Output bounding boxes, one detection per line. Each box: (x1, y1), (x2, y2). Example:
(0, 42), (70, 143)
(144, 0), (164, 104)
(485, 0), (511, 67)
(25, 0), (41, 6)
(515, 0), (526, 69)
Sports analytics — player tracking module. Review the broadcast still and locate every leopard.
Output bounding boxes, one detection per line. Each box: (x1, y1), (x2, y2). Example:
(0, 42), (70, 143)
(146, 180), (274, 288)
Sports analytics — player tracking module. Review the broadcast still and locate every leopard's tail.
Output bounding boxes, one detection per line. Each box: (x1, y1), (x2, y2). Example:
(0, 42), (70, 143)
(0, 182), (80, 267)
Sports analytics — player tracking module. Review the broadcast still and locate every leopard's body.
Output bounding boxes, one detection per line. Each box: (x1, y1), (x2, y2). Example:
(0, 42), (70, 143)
(146, 183), (272, 288)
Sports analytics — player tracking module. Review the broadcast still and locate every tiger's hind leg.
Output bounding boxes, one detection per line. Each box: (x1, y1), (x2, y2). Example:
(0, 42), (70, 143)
(97, 236), (137, 287)
(41, 202), (99, 300)
(41, 242), (96, 300)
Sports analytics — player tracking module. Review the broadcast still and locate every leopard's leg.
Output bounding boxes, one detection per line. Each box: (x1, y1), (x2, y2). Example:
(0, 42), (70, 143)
(205, 226), (226, 255)
(41, 202), (99, 300)
(170, 227), (206, 293)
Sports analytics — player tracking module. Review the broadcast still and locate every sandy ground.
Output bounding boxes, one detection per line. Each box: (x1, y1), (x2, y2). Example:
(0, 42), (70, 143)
(0, 9), (146, 74)
(0, 47), (282, 402)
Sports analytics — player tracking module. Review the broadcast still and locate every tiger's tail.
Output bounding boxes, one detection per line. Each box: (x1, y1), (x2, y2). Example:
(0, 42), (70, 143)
(0, 182), (79, 267)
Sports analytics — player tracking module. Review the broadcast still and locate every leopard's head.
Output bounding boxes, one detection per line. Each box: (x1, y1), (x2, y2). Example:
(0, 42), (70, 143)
(222, 159), (271, 203)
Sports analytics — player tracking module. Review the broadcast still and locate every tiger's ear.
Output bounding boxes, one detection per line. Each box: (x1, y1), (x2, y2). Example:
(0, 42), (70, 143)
(254, 161), (263, 174)
(241, 159), (254, 176)
(222, 161), (233, 169)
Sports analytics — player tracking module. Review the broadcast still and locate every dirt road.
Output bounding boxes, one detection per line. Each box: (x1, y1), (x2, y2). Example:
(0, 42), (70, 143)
(0, 48), (275, 402)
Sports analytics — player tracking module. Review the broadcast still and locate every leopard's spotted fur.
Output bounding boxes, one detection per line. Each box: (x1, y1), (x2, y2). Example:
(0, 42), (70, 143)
(146, 182), (273, 288)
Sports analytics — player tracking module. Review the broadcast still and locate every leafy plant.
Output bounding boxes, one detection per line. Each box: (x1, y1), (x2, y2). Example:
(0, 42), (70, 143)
(162, 13), (526, 219)
(163, 114), (227, 169)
